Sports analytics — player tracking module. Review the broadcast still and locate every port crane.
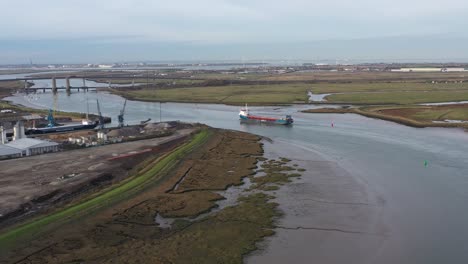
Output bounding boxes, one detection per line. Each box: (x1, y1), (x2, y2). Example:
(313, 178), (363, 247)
(46, 109), (56, 127)
(96, 99), (105, 129)
(118, 99), (127, 128)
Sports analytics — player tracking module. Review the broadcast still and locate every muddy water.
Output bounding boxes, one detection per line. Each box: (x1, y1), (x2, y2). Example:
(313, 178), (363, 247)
(5, 91), (468, 264)
(246, 140), (385, 264)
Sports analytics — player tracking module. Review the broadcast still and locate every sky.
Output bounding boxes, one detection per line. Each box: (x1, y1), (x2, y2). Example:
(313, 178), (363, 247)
(1, 0), (468, 64)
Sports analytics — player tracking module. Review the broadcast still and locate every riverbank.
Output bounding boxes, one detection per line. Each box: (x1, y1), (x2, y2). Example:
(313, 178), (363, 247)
(0, 126), (311, 263)
(0, 80), (31, 98)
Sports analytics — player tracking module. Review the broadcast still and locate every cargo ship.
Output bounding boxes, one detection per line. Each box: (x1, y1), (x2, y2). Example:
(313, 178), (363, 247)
(26, 120), (98, 135)
(239, 105), (293, 125)
(25, 109), (99, 135)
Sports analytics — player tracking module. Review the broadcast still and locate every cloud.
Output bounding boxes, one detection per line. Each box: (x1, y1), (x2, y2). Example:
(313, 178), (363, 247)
(1, 0), (467, 43)
(1, 0), (468, 63)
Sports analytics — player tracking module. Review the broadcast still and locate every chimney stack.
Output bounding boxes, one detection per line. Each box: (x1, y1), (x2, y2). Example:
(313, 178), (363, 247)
(0, 126), (5, 144)
(13, 121), (26, 141)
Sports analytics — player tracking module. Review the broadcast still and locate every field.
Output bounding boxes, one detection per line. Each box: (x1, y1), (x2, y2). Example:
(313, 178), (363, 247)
(363, 105), (468, 123)
(303, 104), (468, 128)
(117, 83), (310, 104)
(310, 82), (468, 93)
(91, 78), (206, 85)
(116, 81), (468, 105)
(325, 90), (468, 104)
(307, 82), (468, 104)
(262, 71), (468, 82)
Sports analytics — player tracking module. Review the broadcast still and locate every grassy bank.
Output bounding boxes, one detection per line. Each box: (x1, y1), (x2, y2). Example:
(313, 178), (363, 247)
(302, 105), (468, 128)
(362, 105), (468, 122)
(325, 90), (468, 104)
(114, 83), (309, 105)
(306, 82), (468, 105)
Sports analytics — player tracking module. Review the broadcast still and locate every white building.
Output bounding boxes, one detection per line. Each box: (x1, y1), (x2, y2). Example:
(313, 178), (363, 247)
(4, 138), (59, 157)
(0, 145), (22, 160)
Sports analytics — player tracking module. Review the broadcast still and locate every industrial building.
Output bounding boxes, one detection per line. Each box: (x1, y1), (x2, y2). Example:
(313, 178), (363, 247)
(0, 144), (22, 160)
(0, 122), (59, 159)
(6, 138), (59, 156)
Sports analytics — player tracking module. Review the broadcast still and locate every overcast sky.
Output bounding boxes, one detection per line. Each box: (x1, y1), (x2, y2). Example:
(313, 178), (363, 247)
(1, 0), (468, 63)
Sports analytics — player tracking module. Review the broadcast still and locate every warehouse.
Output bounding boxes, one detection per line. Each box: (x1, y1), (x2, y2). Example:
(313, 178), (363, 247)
(6, 138), (59, 156)
(0, 144), (22, 160)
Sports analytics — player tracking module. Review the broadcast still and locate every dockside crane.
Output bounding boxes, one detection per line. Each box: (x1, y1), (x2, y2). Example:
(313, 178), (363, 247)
(96, 99), (105, 129)
(118, 99), (127, 128)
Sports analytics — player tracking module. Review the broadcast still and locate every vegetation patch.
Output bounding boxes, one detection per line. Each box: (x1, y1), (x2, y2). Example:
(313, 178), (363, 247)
(116, 83), (310, 105)
(249, 158), (303, 191)
(1, 129), (284, 264)
(303, 105), (468, 129)
(120, 193), (280, 264)
(326, 90), (468, 105)
(309, 82), (468, 94)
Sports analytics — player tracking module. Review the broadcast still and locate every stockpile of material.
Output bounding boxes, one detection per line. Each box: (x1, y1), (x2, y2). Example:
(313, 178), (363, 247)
(107, 126), (141, 137)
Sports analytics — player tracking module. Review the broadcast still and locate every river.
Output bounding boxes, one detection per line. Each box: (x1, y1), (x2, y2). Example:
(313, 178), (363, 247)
(4, 90), (468, 264)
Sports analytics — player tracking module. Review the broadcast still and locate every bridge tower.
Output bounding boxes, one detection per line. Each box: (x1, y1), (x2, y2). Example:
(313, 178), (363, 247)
(52, 77), (57, 94)
(66, 77), (71, 93)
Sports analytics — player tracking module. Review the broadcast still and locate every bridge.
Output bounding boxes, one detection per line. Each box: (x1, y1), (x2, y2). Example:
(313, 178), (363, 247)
(23, 86), (98, 93)
(1, 75), (138, 94)
(0, 75), (141, 82)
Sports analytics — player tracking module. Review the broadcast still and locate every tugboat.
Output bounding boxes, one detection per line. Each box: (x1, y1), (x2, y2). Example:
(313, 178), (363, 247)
(239, 104), (293, 125)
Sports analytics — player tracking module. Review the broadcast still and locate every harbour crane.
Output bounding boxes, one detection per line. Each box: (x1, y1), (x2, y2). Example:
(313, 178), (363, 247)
(46, 109), (56, 127)
(96, 99), (105, 129)
(118, 99), (127, 128)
